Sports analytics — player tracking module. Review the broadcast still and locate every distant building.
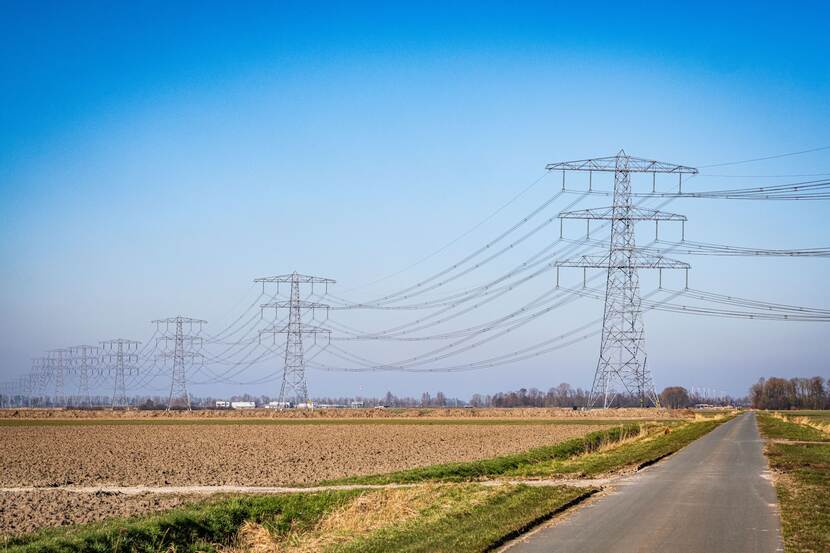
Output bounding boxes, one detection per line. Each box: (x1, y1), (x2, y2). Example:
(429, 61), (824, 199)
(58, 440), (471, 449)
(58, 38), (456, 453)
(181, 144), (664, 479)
(215, 401), (231, 408)
(266, 401), (292, 409)
(231, 401), (256, 409)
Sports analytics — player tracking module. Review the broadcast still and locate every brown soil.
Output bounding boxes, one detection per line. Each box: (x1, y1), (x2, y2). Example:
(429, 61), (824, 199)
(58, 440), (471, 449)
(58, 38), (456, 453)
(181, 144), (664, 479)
(0, 423), (607, 488)
(0, 422), (610, 537)
(0, 490), (196, 536)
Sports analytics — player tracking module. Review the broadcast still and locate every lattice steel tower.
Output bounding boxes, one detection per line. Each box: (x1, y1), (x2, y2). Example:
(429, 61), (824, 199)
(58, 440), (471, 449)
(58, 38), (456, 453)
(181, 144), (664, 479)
(101, 339), (141, 408)
(548, 150), (696, 408)
(69, 345), (100, 407)
(47, 348), (70, 407)
(153, 317), (206, 410)
(32, 357), (49, 405)
(256, 272), (333, 406)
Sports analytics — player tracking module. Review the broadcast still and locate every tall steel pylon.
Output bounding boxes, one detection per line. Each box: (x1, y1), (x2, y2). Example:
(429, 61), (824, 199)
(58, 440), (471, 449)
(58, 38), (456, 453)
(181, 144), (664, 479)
(69, 345), (100, 407)
(548, 150), (696, 408)
(0, 382), (10, 408)
(256, 272), (333, 406)
(153, 316), (206, 410)
(47, 348), (69, 407)
(101, 338), (141, 408)
(32, 357), (49, 405)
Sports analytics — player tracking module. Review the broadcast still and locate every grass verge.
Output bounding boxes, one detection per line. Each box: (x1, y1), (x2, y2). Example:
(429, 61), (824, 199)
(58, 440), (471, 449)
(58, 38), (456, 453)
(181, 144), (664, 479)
(0, 485), (595, 553)
(324, 418), (725, 485)
(507, 417), (728, 478)
(0, 491), (358, 553)
(757, 413), (830, 553)
(323, 423), (643, 485)
(330, 484), (593, 553)
(757, 414), (829, 442)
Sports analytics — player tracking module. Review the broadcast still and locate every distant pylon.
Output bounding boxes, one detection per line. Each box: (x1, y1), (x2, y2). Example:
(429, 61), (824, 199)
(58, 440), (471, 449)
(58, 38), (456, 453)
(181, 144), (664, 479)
(256, 272), (334, 406)
(101, 338), (141, 409)
(33, 357), (49, 405)
(69, 345), (100, 407)
(548, 150), (697, 408)
(153, 316), (206, 410)
(47, 348), (69, 407)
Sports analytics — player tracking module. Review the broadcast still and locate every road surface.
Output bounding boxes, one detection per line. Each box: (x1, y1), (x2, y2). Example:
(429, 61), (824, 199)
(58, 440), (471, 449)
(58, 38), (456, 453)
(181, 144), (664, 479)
(508, 413), (782, 553)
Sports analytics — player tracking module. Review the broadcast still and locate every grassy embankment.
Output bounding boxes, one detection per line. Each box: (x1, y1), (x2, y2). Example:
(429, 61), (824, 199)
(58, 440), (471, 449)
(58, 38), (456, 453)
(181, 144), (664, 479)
(326, 418), (727, 485)
(757, 412), (830, 553)
(1, 491), (356, 553)
(1, 485), (592, 553)
(2, 417), (728, 553)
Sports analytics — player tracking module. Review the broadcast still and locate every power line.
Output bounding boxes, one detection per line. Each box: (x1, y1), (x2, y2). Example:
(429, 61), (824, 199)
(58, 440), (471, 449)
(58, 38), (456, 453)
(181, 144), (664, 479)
(341, 171), (551, 293)
(698, 145), (830, 168)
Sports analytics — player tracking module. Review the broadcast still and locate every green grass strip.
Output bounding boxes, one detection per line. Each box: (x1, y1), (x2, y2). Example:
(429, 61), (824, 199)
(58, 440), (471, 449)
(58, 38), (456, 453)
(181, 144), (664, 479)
(756, 413), (830, 442)
(331, 485), (594, 553)
(1, 491), (359, 553)
(508, 418), (728, 478)
(327, 418), (728, 485)
(757, 414), (830, 552)
(324, 423), (644, 485)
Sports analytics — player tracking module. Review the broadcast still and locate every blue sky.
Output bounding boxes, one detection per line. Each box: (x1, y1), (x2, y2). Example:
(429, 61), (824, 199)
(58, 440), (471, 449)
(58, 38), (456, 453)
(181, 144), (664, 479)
(1, 1), (828, 400)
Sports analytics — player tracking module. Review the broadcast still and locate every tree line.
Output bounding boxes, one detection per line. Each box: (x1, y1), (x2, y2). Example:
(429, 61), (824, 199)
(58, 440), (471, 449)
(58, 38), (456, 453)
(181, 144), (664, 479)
(25, 377), (828, 410)
(749, 377), (828, 410)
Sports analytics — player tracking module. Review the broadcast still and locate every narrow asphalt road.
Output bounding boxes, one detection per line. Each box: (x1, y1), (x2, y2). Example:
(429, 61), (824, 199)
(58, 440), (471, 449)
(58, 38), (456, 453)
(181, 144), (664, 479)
(508, 413), (782, 553)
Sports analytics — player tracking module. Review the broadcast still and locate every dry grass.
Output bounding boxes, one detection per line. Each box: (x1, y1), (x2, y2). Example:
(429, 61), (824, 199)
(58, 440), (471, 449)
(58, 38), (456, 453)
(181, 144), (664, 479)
(790, 416), (830, 436)
(692, 410), (737, 422)
(771, 412), (830, 437)
(224, 485), (495, 553)
(594, 423), (649, 453)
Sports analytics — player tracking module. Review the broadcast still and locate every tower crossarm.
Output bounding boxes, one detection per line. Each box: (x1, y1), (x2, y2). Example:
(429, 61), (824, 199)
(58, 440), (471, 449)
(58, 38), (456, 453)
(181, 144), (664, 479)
(100, 338), (142, 346)
(260, 301), (329, 310)
(260, 324), (332, 335)
(558, 206), (686, 221)
(555, 253), (690, 269)
(152, 317), (207, 324)
(546, 154), (698, 174)
(255, 274), (336, 284)
(156, 335), (203, 344)
(156, 351), (204, 359)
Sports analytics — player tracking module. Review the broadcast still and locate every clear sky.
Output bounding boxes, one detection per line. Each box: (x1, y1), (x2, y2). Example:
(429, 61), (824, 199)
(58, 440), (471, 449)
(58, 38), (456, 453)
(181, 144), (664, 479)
(1, 1), (828, 400)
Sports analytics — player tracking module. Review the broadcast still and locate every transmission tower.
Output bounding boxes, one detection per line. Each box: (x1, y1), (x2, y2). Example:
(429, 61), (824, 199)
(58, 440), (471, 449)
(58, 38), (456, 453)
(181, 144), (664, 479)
(69, 345), (100, 407)
(101, 339), (141, 409)
(19, 372), (35, 407)
(0, 381), (10, 408)
(153, 316), (206, 411)
(256, 272), (334, 406)
(31, 357), (49, 406)
(548, 150), (696, 408)
(47, 348), (69, 407)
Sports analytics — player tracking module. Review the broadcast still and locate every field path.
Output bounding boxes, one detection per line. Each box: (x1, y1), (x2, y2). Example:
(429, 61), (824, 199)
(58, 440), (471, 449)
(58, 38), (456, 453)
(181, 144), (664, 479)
(506, 413), (783, 553)
(0, 478), (609, 496)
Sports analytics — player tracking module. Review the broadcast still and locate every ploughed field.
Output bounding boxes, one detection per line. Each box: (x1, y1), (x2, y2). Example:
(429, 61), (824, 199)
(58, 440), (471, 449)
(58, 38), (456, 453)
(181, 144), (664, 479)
(0, 420), (611, 536)
(0, 422), (611, 487)
(0, 491), (196, 537)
